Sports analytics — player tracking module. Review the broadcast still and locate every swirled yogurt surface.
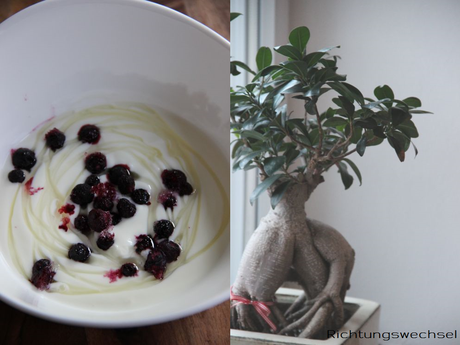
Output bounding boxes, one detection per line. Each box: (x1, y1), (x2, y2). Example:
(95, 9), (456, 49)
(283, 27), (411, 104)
(0, 103), (229, 304)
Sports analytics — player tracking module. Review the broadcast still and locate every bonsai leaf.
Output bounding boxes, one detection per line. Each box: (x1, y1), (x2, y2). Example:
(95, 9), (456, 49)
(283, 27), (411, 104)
(342, 82), (365, 105)
(231, 60), (256, 75)
(374, 85), (394, 100)
(230, 12), (242, 21)
(343, 158), (362, 186)
(250, 174), (282, 205)
(390, 107), (411, 127)
(328, 82), (355, 104)
(403, 97), (422, 108)
(289, 26), (310, 52)
(284, 148), (300, 166)
(337, 162), (353, 190)
(323, 117), (348, 127)
(263, 157), (286, 176)
(240, 130), (266, 141)
(230, 63), (240, 76)
(387, 131), (409, 162)
(410, 109), (433, 114)
(397, 120), (419, 138)
(374, 85), (394, 109)
(270, 180), (292, 209)
(338, 96), (355, 118)
(238, 151), (262, 170)
(231, 140), (244, 159)
(256, 47), (272, 71)
(356, 136), (367, 156)
(274, 45), (303, 60)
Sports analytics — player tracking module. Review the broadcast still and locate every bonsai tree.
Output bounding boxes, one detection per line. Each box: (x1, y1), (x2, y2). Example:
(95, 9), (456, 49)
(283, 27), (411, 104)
(230, 24), (429, 339)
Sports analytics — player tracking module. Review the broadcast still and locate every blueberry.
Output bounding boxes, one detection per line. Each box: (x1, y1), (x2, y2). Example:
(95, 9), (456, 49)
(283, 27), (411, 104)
(85, 152), (107, 174)
(97, 231), (115, 251)
(78, 124), (100, 144)
(8, 169), (25, 183)
(117, 198), (136, 218)
(121, 263), (138, 277)
(158, 240), (181, 263)
(31, 259), (55, 290)
(134, 234), (154, 254)
(44, 128), (66, 151)
(161, 169), (187, 191)
(85, 174), (100, 186)
(74, 215), (90, 233)
(153, 220), (175, 239)
(70, 183), (94, 206)
(88, 209), (112, 232)
(131, 189), (150, 205)
(68, 243), (91, 262)
(12, 148), (36, 171)
(118, 174), (135, 195)
(178, 182), (194, 196)
(107, 165), (130, 185)
(93, 197), (114, 211)
(144, 248), (167, 280)
(157, 190), (177, 210)
(111, 212), (122, 226)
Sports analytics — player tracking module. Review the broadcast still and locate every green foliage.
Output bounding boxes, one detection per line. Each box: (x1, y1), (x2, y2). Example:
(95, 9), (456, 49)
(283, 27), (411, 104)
(230, 25), (430, 208)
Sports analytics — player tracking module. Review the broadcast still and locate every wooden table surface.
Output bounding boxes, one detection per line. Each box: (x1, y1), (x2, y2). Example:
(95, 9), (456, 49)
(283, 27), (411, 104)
(0, 1), (229, 344)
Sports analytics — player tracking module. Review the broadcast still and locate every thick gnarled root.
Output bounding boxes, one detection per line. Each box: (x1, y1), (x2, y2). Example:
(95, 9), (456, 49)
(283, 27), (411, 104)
(279, 291), (344, 338)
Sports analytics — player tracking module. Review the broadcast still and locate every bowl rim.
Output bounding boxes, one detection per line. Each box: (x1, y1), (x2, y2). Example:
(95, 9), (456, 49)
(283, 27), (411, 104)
(0, 0), (230, 328)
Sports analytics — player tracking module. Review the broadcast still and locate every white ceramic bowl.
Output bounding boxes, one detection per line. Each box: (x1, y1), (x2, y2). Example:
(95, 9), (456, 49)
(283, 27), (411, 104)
(0, 0), (229, 327)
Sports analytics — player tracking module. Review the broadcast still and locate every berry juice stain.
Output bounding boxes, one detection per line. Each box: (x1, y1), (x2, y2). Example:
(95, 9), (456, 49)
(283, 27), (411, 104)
(59, 217), (71, 231)
(104, 269), (122, 283)
(25, 177), (43, 195)
(58, 204), (75, 215)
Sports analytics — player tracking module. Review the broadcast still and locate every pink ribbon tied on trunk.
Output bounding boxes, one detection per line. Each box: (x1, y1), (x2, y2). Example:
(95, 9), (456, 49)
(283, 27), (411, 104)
(230, 286), (277, 331)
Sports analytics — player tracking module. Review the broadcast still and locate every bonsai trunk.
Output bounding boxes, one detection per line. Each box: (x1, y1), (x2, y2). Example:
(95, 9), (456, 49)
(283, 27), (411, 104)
(231, 179), (355, 339)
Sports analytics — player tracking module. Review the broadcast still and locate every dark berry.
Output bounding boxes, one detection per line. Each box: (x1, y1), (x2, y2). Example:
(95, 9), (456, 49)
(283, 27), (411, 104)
(78, 124), (100, 144)
(135, 234), (154, 254)
(85, 152), (107, 174)
(118, 174), (135, 194)
(85, 174), (100, 186)
(111, 212), (122, 226)
(161, 169), (187, 191)
(158, 190), (177, 210)
(31, 259), (55, 290)
(153, 220), (175, 239)
(93, 197), (114, 211)
(144, 248), (167, 280)
(70, 183), (94, 206)
(74, 215), (90, 232)
(158, 240), (181, 263)
(121, 263), (138, 277)
(178, 182), (195, 196)
(97, 230), (115, 250)
(117, 198), (136, 218)
(12, 148), (36, 171)
(131, 189), (150, 205)
(8, 169), (25, 183)
(44, 128), (66, 151)
(68, 243), (91, 262)
(107, 165), (130, 185)
(91, 182), (117, 201)
(88, 209), (112, 232)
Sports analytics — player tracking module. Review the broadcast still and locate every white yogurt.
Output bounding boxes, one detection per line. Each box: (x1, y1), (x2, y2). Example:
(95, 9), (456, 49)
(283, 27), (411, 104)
(0, 104), (229, 297)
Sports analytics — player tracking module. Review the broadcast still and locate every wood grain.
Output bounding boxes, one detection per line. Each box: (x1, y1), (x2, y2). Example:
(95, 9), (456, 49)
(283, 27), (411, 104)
(0, 1), (229, 344)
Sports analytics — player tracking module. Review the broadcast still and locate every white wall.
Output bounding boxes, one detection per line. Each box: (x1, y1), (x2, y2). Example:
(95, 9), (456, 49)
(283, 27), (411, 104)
(286, 0), (460, 342)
